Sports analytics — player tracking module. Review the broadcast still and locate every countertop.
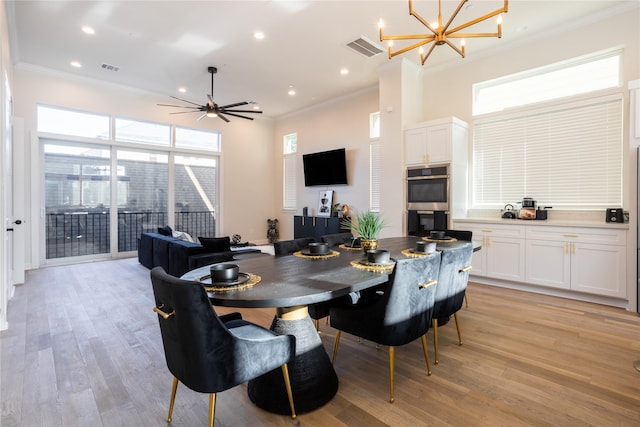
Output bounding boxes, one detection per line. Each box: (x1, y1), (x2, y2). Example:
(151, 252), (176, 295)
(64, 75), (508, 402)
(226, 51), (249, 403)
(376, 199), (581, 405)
(453, 217), (629, 230)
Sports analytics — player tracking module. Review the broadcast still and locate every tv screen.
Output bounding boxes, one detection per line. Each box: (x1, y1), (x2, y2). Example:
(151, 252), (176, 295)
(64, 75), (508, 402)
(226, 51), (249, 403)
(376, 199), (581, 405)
(303, 148), (348, 186)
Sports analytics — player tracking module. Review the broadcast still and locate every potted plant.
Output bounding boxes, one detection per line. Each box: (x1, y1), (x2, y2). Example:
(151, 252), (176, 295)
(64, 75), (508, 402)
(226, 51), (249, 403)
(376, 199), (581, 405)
(341, 210), (386, 253)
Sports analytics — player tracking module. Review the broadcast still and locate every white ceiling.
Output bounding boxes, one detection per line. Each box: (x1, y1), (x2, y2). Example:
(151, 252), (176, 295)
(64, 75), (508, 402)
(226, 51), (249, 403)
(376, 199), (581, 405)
(5, 0), (636, 119)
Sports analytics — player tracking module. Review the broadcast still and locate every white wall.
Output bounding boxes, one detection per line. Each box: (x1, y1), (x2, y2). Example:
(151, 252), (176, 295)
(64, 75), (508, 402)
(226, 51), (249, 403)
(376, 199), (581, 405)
(273, 87), (379, 240)
(12, 66), (278, 268)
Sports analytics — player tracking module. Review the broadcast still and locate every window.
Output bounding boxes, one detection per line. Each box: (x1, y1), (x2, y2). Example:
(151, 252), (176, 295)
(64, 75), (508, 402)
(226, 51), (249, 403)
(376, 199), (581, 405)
(370, 112), (380, 139)
(38, 105), (110, 139)
(175, 126), (221, 151)
(472, 94), (623, 209)
(370, 142), (381, 212)
(473, 48), (622, 115)
(283, 133), (297, 210)
(115, 118), (171, 146)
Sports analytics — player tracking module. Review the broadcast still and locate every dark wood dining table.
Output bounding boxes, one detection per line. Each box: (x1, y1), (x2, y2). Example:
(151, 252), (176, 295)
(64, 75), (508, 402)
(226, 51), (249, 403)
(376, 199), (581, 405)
(181, 236), (477, 414)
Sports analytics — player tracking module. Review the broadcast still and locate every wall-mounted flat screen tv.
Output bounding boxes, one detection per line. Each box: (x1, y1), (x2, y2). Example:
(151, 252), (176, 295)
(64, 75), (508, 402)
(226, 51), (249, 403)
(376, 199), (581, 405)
(303, 148), (348, 186)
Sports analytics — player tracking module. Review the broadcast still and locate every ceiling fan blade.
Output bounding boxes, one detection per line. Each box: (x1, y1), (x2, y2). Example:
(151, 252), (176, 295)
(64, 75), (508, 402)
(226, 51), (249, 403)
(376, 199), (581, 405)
(220, 109), (263, 114)
(169, 111), (202, 115)
(157, 103), (201, 109)
(218, 101), (248, 109)
(221, 111), (254, 120)
(197, 112), (208, 121)
(169, 95), (205, 107)
(216, 112), (231, 123)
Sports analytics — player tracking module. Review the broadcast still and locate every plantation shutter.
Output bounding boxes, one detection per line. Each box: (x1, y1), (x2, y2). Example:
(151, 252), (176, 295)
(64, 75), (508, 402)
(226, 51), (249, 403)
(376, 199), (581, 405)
(472, 94), (623, 209)
(283, 155), (296, 210)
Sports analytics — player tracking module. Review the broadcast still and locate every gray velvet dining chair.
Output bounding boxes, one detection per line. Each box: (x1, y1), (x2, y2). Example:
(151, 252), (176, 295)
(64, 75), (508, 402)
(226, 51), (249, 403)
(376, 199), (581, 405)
(431, 243), (474, 364)
(150, 267), (297, 427)
(329, 254), (441, 403)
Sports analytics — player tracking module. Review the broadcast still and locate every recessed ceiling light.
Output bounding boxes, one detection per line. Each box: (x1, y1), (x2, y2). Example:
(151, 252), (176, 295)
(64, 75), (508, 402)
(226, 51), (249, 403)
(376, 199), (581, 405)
(81, 25), (95, 35)
(253, 104), (261, 110)
(340, 68), (349, 75)
(70, 61), (82, 68)
(254, 31), (265, 40)
(178, 87), (187, 93)
(288, 85), (296, 96)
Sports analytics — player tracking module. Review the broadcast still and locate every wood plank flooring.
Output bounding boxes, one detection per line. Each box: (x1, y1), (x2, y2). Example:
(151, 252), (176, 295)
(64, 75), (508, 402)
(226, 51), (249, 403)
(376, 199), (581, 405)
(1, 257), (640, 426)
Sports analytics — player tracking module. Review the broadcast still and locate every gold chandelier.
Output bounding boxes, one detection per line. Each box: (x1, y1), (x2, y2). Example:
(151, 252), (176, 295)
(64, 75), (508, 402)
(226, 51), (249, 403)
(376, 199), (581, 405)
(379, 0), (509, 65)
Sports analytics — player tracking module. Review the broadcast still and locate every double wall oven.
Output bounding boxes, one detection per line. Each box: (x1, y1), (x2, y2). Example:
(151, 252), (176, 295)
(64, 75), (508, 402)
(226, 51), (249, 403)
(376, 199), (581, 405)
(406, 164), (449, 236)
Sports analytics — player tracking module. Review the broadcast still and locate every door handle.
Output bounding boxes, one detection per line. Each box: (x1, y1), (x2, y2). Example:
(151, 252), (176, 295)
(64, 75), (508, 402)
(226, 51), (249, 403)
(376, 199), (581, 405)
(13, 220), (23, 225)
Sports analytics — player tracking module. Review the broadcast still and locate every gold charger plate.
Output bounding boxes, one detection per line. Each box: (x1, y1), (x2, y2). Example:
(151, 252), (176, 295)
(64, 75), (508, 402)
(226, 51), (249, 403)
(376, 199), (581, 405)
(294, 250), (340, 259)
(196, 272), (262, 292)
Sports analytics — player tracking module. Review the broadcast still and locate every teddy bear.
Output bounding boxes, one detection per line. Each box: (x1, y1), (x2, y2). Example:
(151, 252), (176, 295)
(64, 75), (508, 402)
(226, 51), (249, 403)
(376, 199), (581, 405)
(267, 218), (279, 243)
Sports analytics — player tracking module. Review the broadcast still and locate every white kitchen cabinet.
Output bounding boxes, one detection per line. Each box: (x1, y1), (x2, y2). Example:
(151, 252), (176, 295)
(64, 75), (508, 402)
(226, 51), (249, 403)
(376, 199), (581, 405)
(525, 227), (627, 298)
(404, 117), (467, 166)
(455, 222), (526, 282)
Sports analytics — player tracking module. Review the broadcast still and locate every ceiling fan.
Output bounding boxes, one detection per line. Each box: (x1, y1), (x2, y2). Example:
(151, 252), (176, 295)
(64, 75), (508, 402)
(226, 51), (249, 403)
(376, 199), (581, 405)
(157, 66), (262, 122)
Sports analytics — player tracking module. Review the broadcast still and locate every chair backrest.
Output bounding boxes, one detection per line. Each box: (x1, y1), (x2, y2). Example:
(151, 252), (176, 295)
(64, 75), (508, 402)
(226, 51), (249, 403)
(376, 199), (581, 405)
(372, 254), (441, 346)
(273, 237), (316, 256)
(320, 232), (354, 247)
(445, 229), (472, 241)
(433, 243), (474, 317)
(150, 266), (242, 393)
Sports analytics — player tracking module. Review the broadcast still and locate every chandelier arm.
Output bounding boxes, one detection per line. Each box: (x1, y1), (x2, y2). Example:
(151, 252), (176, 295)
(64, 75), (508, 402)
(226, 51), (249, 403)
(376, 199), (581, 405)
(420, 43), (439, 66)
(442, 0), (468, 33)
(448, 32), (501, 39)
(381, 33), (436, 41)
(389, 39), (434, 59)
(446, 1), (508, 35)
(408, 0), (438, 34)
(444, 39), (465, 58)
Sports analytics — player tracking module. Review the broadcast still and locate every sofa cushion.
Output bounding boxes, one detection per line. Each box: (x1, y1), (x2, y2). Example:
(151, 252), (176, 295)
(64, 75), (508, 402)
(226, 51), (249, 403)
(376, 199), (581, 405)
(198, 236), (231, 253)
(157, 225), (173, 236)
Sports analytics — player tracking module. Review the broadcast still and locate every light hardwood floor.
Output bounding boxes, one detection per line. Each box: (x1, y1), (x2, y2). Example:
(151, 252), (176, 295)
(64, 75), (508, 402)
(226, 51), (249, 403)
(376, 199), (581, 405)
(1, 257), (640, 426)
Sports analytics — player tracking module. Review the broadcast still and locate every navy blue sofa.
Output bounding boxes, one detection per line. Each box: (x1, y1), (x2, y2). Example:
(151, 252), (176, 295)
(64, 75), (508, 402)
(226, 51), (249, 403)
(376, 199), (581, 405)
(138, 233), (260, 277)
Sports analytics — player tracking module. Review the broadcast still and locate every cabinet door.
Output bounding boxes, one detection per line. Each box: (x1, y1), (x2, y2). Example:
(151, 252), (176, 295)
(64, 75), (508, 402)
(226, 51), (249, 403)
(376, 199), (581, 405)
(571, 242), (627, 298)
(470, 236), (486, 277)
(405, 128), (427, 165)
(485, 236), (525, 282)
(425, 124), (452, 164)
(293, 216), (315, 239)
(525, 239), (571, 289)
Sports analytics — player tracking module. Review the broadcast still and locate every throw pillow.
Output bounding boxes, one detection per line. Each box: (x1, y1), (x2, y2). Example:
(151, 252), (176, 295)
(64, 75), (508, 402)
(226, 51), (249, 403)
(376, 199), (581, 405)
(173, 230), (194, 242)
(157, 225), (173, 236)
(198, 236), (231, 253)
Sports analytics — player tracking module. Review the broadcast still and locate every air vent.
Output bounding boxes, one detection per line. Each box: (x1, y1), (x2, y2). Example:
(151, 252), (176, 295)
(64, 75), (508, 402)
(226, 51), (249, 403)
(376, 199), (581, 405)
(101, 63), (120, 72)
(346, 36), (384, 58)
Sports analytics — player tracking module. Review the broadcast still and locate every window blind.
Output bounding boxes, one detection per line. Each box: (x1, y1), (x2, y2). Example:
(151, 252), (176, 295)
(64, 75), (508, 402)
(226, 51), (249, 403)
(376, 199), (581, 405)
(283, 155), (297, 210)
(472, 94), (623, 209)
(370, 142), (381, 212)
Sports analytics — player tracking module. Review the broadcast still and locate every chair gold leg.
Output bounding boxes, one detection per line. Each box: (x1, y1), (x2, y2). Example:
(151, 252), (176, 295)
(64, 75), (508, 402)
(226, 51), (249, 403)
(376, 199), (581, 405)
(388, 346), (395, 403)
(454, 312), (462, 345)
(208, 393), (216, 427)
(420, 335), (432, 376)
(281, 363), (297, 420)
(167, 376), (179, 422)
(432, 318), (439, 364)
(313, 319), (320, 331)
(332, 330), (342, 364)
(464, 292), (468, 308)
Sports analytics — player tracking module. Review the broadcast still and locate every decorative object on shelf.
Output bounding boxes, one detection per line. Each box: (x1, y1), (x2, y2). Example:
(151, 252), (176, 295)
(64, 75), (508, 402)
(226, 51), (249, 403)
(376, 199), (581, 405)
(157, 66), (262, 122)
(267, 218), (279, 243)
(332, 203), (342, 217)
(317, 190), (333, 217)
(232, 234), (242, 244)
(378, 0), (509, 66)
(341, 210), (386, 254)
(341, 204), (350, 218)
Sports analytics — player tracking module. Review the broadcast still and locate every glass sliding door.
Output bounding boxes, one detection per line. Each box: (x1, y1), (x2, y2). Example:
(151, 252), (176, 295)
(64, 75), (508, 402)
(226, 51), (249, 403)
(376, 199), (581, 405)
(44, 143), (111, 259)
(174, 155), (217, 239)
(116, 150), (168, 252)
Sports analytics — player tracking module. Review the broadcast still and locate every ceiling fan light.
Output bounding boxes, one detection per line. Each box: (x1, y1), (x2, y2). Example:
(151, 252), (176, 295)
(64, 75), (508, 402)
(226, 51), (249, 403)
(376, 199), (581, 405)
(207, 111), (218, 118)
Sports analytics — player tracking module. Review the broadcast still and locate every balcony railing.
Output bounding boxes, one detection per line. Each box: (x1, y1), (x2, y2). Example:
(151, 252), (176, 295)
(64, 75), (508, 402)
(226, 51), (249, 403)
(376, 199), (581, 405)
(46, 210), (216, 259)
